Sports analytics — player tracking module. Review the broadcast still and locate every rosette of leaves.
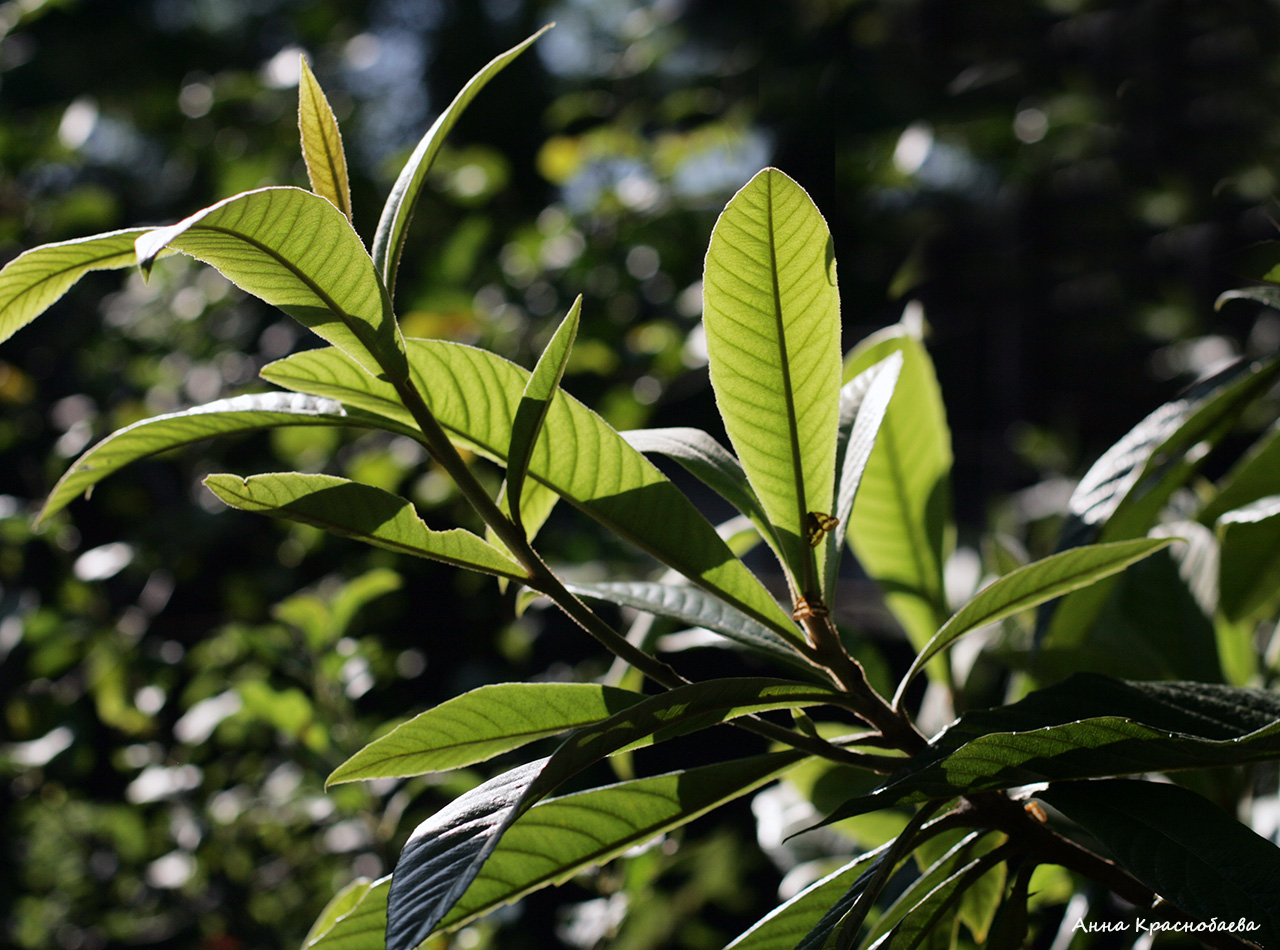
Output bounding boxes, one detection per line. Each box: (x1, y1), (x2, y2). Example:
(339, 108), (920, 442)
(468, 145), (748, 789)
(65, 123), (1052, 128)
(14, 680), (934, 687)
(5, 24), (1280, 950)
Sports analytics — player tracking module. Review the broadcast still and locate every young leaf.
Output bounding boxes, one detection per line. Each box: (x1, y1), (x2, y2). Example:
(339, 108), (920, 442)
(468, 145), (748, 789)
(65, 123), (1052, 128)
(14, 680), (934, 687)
(1217, 495), (1280, 623)
(703, 167), (842, 594)
(435, 751), (804, 935)
(823, 351), (904, 599)
(825, 674), (1280, 818)
(135, 186), (408, 383)
(1041, 779), (1280, 949)
(507, 295), (580, 528)
(204, 472), (527, 580)
(0, 228), (168, 345)
(842, 323), (953, 652)
(298, 55), (352, 220)
(373, 24), (551, 296)
(386, 678), (841, 950)
(894, 537), (1174, 707)
(565, 580), (806, 664)
(327, 682), (644, 786)
(262, 341), (800, 637)
(303, 876), (374, 947)
(305, 875), (391, 950)
(39, 392), (414, 525)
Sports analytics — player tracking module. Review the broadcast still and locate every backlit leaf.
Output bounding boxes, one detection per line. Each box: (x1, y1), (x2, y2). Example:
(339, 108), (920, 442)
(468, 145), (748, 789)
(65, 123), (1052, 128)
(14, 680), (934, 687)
(39, 392), (412, 524)
(327, 682), (644, 785)
(205, 472), (527, 580)
(298, 55), (352, 220)
(136, 186), (407, 382)
(703, 167), (842, 591)
(0, 228), (165, 345)
(305, 877), (390, 950)
(386, 678), (841, 950)
(373, 25), (551, 296)
(507, 296), (580, 528)
(303, 877), (374, 947)
(261, 340), (800, 637)
(1217, 495), (1280, 623)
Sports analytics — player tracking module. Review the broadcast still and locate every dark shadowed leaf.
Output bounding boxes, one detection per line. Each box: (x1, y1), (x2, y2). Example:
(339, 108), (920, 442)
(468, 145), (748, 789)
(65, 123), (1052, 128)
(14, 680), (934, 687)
(1042, 780), (1280, 949)
(825, 674), (1280, 818)
(1217, 495), (1280, 623)
(436, 751), (805, 934)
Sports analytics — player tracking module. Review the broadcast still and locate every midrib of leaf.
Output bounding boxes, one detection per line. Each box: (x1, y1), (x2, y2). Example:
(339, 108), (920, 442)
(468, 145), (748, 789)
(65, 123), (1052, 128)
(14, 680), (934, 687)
(765, 175), (811, 553)
(199, 221), (386, 365)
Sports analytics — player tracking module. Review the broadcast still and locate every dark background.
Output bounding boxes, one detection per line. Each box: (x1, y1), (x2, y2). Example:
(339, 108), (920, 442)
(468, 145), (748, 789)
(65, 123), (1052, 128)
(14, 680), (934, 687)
(2, 1), (1279, 947)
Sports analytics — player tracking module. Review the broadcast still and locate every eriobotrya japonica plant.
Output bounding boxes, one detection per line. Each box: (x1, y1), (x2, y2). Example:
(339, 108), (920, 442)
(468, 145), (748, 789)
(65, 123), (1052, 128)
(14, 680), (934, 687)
(4, 25), (1279, 950)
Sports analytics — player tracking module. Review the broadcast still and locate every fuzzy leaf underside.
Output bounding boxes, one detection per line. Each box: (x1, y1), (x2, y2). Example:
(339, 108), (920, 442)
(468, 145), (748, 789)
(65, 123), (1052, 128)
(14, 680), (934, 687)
(298, 56), (353, 220)
(261, 340), (799, 636)
(842, 325), (953, 650)
(703, 167), (842, 584)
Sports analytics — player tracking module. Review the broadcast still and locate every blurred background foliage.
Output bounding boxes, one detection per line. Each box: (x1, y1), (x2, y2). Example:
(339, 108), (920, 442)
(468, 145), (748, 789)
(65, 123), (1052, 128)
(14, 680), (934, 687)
(2, 0), (1280, 948)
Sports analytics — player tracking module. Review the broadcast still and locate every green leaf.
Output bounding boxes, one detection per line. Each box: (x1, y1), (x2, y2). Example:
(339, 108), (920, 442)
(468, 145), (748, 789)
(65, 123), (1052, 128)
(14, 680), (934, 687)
(894, 538), (1173, 706)
(305, 876), (390, 950)
(725, 847), (887, 950)
(298, 56), (352, 221)
(867, 846), (1009, 950)
(1198, 421), (1280, 526)
(386, 677), (840, 950)
(565, 580), (806, 664)
(859, 832), (988, 948)
(303, 876), (374, 947)
(0, 228), (167, 345)
(1040, 354), (1280, 657)
(825, 674), (1280, 818)
(507, 295), (580, 529)
(1042, 779), (1280, 949)
(622, 426), (776, 547)
(1217, 285), (1280, 312)
(135, 186), (407, 383)
(843, 324), (953, 651)
(435, 751), (803, 934)
(824, 351), (904, 599)
(261, 340), (800, 637)
(373, 25), (551, 296)
(1218, 495), (1280, 623)
(204, 472), (527, 580)
(703, 167), (842, 592)
(39, 392), (413, 525)
(327, 682), (644, 786)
